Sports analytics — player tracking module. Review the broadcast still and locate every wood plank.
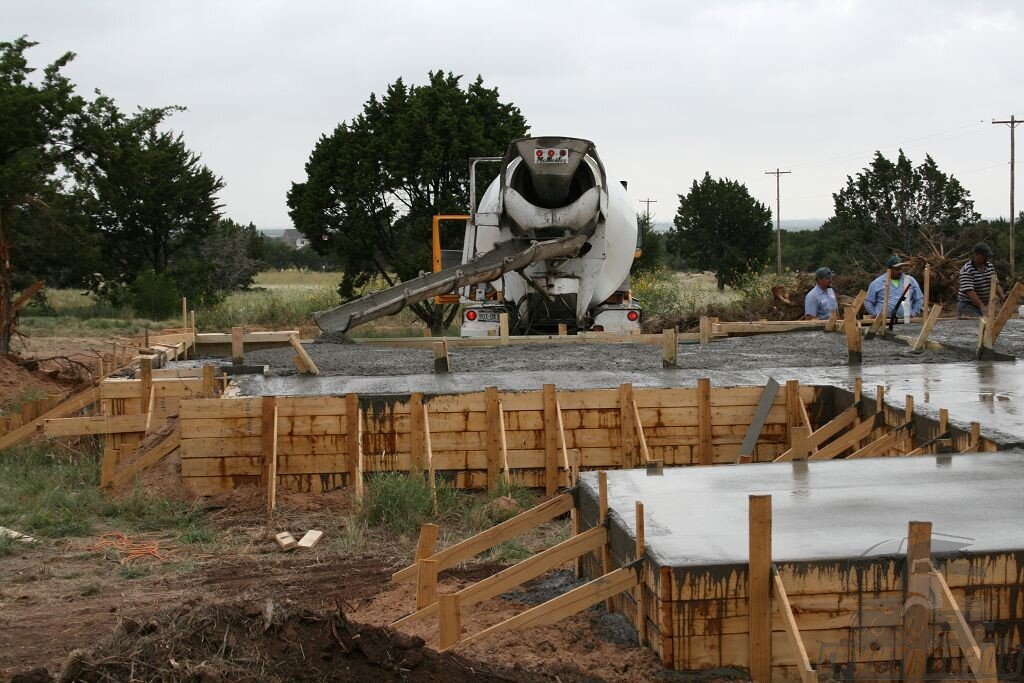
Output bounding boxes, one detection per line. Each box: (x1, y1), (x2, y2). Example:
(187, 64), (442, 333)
(543, 384), (559, 497)
(807, 413), (883, 461)
(631, 398), (650, 466)
(105, 429), (181, 489)
(697, 378), (712, 466)
(447, 564), (640, 651)
(846, 422), (911, 459)
(912, 304), (943, 351)
(772, 567), (818, 683)
(391, 493), (573, 583)
(410, 392), (424, 472)
(43, 414), (149, 437)
(289, 334), (320, 375)
(485, 387), (500, 493)
(992, 281), (1024, 341)
(392, 526), (608, 629)
(0, 387), (99, 452)
(737, 378), (780, 462)
(619, 383), (636, 469)
(930, 562), (997, 682)
(748, 495), (772, 683)
(267, 404), (279, 512)
(231, 326), (245, 364)
(775, 404), (859, 463)
(904, 521), (932, 683)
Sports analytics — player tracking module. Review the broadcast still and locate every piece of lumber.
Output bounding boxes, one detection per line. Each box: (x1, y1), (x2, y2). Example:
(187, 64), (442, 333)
(11, 280), (45, 314)
(748, 495), (772, 683)
(391, 493), (574, 583)
(289, 334), (320, 375)
(699, 316), (712, 344)
(929, 561), (997, 681)
(433, 340), (451, 373)
(297, 529), (323, 549)
(903, 521), (932, 683)
(498, 312), (509, 344)
(635, 500), (647, 645)
(697, 378), (712, 466)
(923, 265), (930, 315)
(484, 386), (500, 493)
(416, 558), (438, 610)
(43, 414), (148, 437)
(105, 429), (181, 489)
(912, 304), (943, 351)
(543, 384), (559, 497)
(497, 400), (509, 478)
(415, 523), (439, 561)
(662, 327), (677, 367)
(423, 404), (436, 512)
(0, 387), (99, 452)
(845, 421), (913, 459)
(845, 306), (862, 365)
(619, 383), (637, 469)
(774, 404), (859, 462)
(392, 526), (608, 630)
(446, 564), (641, 651)
(267, 404), (279, 513)
(976, 316), (994, 360)
(438, 593), (462, 650)
(991, 281), (1024, 342)
(737, 378), (780, 462)
(556, 400), (570, 486)
(631, 398), (650, 465)
(823, 308), (838, 332)
(410, 392), (424, 472)
(558, 323), (567, 336)
(773, 566), (818, 683)
(807, 412), (884, 461)
(140, 358), (153, 413)
(275, 532), (297, 551)
(345, 394), (363, 499)
(231, 326), (245, 365)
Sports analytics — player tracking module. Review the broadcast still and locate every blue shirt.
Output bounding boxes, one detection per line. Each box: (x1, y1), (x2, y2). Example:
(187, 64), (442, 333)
(865, 273), (923, 317)
(804, 285), (838, 320)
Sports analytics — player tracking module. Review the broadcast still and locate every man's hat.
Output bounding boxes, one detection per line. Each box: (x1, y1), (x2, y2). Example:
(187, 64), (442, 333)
(885, 255), (904, 268)
(973, 242), (993, 258)
(814, 267), (833, 279)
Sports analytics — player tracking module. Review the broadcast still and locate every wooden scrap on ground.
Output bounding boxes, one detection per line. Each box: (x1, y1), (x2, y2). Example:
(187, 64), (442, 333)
(298, 530), (323, 549)
(274, 532), (297, 551)
(0, 526), (37, 544)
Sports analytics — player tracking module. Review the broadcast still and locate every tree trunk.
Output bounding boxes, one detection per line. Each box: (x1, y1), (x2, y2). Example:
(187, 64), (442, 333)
(0, 211), (13, 354)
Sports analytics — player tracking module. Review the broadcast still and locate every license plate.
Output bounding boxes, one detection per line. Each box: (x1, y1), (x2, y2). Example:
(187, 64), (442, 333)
(477, 311), (500, 323)
(533, 148), (569, 164)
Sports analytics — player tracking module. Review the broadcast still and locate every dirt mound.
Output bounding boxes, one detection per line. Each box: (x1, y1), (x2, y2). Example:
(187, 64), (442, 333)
(36, 600), (592, 682)
(0, 354), (66, 413)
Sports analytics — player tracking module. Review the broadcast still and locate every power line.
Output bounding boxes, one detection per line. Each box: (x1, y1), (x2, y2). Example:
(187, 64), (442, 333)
(638, 197), (658, 219)
(765, 169), (791, 275)
(993, 115), (1022, 278)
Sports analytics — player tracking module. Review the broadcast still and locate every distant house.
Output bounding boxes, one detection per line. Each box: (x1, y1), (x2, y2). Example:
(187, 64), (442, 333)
(266, 228), (309, 249)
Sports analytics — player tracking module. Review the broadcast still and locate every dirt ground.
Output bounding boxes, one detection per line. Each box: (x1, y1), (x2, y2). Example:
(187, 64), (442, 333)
(0, 493), (689, 682)
(246, 328), (975, 378)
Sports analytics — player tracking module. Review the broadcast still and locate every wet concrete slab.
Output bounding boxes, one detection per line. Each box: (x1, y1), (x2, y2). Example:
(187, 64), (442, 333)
(579, 452), (1024, 567)
(901, 317), (1024, 358)
(234, 360), (1024, 445)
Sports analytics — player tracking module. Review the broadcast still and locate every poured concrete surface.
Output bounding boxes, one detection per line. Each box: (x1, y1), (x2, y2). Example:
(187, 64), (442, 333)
(901, 317), (1024, 358)
(234, 360), (1024, 445)
(579, 452), (1024, 567)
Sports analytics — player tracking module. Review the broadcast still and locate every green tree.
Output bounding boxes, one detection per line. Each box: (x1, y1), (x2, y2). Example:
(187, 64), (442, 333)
(669, 173), (773, 289)
(830, 150), (979, 268)
(287, 71), (528, 331)
(83, 124), (224, 280)
(631, 211), (668, 274)
(169, 219), (263, 306)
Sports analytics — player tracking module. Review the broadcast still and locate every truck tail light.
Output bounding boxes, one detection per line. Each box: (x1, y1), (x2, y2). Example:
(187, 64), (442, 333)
(627, 310), (640, 322)
(466, 310), (478, 321)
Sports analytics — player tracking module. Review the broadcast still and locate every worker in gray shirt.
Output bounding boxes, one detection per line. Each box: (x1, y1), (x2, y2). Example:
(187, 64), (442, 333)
(803, 267), (838, 320)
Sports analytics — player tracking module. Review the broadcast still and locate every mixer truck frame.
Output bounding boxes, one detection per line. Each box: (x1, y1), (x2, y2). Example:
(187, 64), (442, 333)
(312, 136), (643, 337)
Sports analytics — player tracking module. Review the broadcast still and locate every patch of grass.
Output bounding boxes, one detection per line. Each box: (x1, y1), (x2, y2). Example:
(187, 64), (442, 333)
(118, 565), (148, 580)
(0, 534), (17, 557)
(0, 443), (216, 544)
(79, 582), (103, 597)
(359, 472), (439, 536)
(2, 388), (51, 417)
(485, 539), (533, 563)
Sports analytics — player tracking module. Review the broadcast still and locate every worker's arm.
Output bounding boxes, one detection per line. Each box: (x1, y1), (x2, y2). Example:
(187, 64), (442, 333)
(802, 291), (818, 320)
(965, 288), (985, 310)
(863, 278), (881, 316)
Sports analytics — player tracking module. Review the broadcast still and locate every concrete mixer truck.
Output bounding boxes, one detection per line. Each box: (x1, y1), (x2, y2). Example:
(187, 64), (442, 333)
(312, 136), (642, 336)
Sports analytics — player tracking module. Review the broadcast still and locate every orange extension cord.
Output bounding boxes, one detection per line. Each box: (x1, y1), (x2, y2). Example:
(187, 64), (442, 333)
(90, 532), (175, 564)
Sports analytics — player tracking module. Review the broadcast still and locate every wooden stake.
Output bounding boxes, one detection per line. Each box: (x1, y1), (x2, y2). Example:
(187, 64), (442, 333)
(991, 281), (1024, 342)
(904, 521), (932, 683)
(423, 404), (436, 513)
(976, 316), (994, 360)
(939, 408), (949, 434)
(905, 394), (915, 451)
(697, 378), (713, 466)
(987, 271), (998, 320)
(823, 308), (838, 332)
(438, 593), (462, 650)
(499, 312), (509, 345)
(923, 264), (930, 316)
(485, 387), (500, 493)
(415, 523), (439, 561)
(748, 495), (772, 683)
(912, 304), (942, 351)
(631, 399), (650, 465)
(543, 384), (560, 497)
(262, 396), (278, 512)
(201, 364), (216, 396)
(598, 471), (612, 611)
(267, 405), (278, 513)
(231, 326), (244, 365)
(971, 421), (981, 448)
(410, 392), (424, 472)
(345, 394), (364, 499)
(699, 315), (712, 345)
(289, 334), (320, 375)
(497, 400), (510, 480)
(416, 558), (438, 610)
(773, 566), (819, 683)
(619, 383), (637, 469)
(634, 500), (647, 646)
(558, 323), (568, 336)
(662, 327), (677, 368)
(433, 341), (451, 373)
(845, 305), (862, 365)
(139, 358), (152, 413)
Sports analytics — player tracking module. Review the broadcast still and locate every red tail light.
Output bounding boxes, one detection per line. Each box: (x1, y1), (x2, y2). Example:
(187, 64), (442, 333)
(627, 310), (640, 322)
(466, 310), (478, 321)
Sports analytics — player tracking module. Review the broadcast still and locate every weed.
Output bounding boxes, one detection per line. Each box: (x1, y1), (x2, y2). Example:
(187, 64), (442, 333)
(486, 539), (533, 563)
(119, 565), (148, 580)
(0, 534), (17, 557)
(359, 472), (436, 536)
(79, 582), (102, 597)
(2, 388), (50, 416)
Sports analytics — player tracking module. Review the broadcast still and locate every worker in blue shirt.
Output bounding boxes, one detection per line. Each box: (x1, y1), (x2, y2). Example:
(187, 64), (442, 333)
(864, 255), (923, 318)
(803, 267), (838, 320)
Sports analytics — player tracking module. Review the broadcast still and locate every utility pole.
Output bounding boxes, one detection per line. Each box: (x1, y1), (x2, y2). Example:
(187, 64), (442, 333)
(765, 168), (791, 275)
(993, 115), (1022, 279)
(638, 198), (657, 219)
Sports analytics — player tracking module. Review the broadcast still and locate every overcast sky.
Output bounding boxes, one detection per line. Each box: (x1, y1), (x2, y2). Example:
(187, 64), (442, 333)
(6, 0), (1022, 228)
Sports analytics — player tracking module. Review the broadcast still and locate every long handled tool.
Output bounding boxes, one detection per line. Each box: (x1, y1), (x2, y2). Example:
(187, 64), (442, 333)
(887, 284), (913, 332)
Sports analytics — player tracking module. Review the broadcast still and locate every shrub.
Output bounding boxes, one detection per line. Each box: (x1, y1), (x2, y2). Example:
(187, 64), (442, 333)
(130, 271), (180, 319)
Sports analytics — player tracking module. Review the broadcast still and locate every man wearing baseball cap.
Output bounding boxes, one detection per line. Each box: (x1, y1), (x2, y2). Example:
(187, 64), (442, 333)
(957, 243), (1004, 318)
(865, 255), (923, 319)
(803, 266), (838, 320)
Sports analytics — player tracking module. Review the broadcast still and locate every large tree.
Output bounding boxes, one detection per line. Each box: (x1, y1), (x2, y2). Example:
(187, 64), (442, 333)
(669, 173), (773, 289)
(829, 150), (979, 268)
(287, 71), (528, 331)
